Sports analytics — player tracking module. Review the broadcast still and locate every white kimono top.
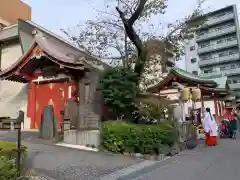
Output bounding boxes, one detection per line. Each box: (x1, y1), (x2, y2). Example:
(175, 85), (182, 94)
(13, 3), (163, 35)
(203, 112), (218, 136)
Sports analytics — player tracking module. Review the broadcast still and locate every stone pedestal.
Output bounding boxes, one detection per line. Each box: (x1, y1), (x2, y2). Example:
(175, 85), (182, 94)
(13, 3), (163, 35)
(64, 130), (100, 147)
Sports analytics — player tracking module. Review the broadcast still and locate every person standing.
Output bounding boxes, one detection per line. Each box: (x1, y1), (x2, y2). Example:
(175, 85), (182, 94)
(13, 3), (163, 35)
(229, 115), (237, 139)
(235, 106), (240, 133)
(203, 108), (218, 146)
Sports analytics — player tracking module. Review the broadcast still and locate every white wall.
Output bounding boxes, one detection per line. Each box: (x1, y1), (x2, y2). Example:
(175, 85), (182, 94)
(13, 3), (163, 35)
(184, 36), (200, 74)
(0, 43), (29, 128)
(204, 100), (216, 115)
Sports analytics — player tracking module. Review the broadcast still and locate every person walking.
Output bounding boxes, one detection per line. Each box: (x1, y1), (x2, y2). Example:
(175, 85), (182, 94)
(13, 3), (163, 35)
(203, 108), (218, 146)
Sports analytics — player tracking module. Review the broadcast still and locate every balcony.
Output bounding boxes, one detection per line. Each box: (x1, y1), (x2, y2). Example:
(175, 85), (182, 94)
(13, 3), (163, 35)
(205, 13), (234, 27)
(199, 71), (223, 78)
(199, 53), (240, 67)
(229, 83), (240, 89)
(196, 26), (236, 42)
(200, 68), (240, 78)
(198, 39), (238, 54)
(223, 68), (240, 76)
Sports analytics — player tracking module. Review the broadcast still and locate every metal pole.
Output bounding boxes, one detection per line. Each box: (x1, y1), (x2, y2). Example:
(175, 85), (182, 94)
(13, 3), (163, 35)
(17, 123), (21, 176)
(16, 110), (24, 177)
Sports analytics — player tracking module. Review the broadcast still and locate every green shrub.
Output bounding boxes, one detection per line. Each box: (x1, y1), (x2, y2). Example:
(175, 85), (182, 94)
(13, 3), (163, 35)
(0, 141), (27, 159)
(0, 141), (28, 179)
(102, 121), (176, 154)
(0, 156), (18, 180)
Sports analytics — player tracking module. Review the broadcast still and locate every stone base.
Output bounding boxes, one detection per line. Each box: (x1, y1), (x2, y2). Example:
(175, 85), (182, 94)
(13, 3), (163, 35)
(63, 130), (100, 148)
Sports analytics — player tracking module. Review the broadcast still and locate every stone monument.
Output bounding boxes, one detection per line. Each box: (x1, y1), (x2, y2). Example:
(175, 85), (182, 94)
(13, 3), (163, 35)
(39, 105), (56, 140)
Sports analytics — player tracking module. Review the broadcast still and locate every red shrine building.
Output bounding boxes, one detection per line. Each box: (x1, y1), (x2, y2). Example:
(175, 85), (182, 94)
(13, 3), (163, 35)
(0, 20), (106, 130)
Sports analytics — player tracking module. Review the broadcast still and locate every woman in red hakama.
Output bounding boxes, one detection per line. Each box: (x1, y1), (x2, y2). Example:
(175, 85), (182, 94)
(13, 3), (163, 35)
(203, 108), (217, 146)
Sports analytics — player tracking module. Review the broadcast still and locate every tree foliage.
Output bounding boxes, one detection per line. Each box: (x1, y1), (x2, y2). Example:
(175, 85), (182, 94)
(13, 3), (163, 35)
(98, 67), (139, 118)
(62, 0), (207, 87)
(133, 94), (174, 123)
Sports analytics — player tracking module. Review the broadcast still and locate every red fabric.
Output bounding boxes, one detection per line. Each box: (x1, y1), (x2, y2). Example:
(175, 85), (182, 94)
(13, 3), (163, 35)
(205, 132), (210, 145)
(210, 136), (217, 146)
(205, 132), (217, 146)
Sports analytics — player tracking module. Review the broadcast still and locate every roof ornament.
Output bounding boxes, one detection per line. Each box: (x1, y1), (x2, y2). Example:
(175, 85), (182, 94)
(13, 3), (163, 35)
(32, 29), (38, 35)
(32, 29), (46, 39)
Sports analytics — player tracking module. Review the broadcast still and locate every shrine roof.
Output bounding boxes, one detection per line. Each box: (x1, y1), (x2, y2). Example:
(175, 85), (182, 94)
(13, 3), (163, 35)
(0, 26), (110, 82)
(22, 20), (110, 71)
(200, 75), (227, 89)
(147, 67), (227, 93)
(171, 68), (217, 84)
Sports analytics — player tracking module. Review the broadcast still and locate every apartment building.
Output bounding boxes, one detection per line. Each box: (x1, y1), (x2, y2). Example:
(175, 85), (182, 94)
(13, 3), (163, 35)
(185, 5), (240, 89)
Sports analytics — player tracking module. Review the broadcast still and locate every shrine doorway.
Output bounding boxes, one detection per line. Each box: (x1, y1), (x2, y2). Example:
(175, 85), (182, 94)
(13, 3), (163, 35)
(31, 80), (69, 129)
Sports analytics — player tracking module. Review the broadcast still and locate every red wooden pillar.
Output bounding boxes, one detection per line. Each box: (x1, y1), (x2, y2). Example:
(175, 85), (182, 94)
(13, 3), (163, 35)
(27, 82), (36, 129)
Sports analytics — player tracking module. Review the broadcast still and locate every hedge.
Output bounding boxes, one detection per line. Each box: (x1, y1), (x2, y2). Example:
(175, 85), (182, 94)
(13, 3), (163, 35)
(101, 121), (176, 155)
(0, 141), (27, 180)
(0, 141), (27, 159)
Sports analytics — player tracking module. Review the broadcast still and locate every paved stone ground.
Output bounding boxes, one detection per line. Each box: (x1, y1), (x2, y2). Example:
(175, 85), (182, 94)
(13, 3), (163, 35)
(119, 137), (240, 180)
(2, 130), (240, 180)
(0, 130), (150, 180)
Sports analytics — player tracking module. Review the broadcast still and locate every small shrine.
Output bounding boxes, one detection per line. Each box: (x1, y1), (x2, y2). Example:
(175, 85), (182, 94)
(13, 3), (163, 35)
(0, 28), (104, 130)
(147, 68), (229, 123)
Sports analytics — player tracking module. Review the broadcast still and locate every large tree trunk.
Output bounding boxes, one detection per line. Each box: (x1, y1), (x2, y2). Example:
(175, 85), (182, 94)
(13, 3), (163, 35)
(116, 0), (148, 84)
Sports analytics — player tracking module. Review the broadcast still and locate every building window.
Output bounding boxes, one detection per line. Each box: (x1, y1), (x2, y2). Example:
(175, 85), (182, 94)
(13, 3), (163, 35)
(191, 58), (197, 63)
(201, 55), (212, 60)
(227, 36), (235, 41)
(233, 80), (238, 84)
(231, 64), (237, 69)
(203, 69), (213, 73)
(192, 71), (198, 75)
(216, 39), (223, 44)
(190, 46), (195, 51)
(197, 31), (205, 36)
(219, 52), (227, 57)
(229, 51), (237, 55)
(220, 66), (226, 71)
(200, 42), (210, 48)
(227, 80), (232, 84)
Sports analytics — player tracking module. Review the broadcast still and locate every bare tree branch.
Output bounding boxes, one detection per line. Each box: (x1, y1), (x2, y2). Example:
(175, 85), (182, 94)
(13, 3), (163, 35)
(87, 3), (119, 18)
